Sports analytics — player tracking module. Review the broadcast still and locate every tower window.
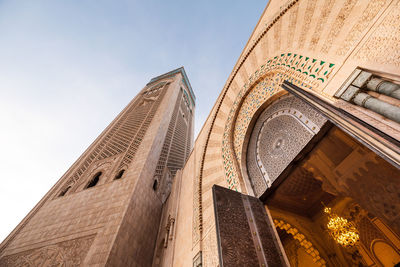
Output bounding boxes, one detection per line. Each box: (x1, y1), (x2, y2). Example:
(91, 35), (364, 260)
(86, 172), (101, 189)
(115, 169), (125, 180)
(58, 186), (71, 197)
(153, 179), (158, 191)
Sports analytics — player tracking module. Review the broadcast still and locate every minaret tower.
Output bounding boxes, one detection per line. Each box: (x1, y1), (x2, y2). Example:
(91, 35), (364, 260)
(0, 67), (195, 266)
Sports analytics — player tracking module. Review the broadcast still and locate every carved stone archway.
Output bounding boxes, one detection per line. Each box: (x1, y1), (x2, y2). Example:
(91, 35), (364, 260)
(220, 53), (335, 193)
(245, 94), (327, 196)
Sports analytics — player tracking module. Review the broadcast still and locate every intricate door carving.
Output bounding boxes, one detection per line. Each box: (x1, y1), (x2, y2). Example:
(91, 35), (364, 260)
(212, 185), (288, 267)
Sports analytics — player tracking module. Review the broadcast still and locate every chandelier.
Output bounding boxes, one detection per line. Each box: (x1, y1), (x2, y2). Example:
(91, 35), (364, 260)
(324, 207), (359, 248)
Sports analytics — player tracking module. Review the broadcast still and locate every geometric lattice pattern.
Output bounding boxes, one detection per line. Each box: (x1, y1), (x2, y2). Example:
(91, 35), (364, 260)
(274, 219), (327, 267)
(57, 82), (169, 196)
(154, 87), (193, 181)
(246, 95), (326, 196)
(222, 53), (334, 191)
(0, 235), (95, 266)
(155, 89), (192, 182)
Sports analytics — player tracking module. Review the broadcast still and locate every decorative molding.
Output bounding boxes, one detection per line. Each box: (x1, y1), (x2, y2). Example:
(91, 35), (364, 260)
(212, 185), (288, 266)
(273, 16), (283, 52)
(298, 0), (317, 49)
(354, 0), (400, 66)
(193, 0), (334, 247)
(247, 98), (324, 195)
(0, 75), (173, 256)
(221, 53), (334, 191)
(147, 67), (196, 106)
(335, 0), (388, 56)
(286, 2), (299, 48)
(202, 227), (219, 267)
(274, 219), (327, 266)
(320, 0), (358, 54)
(282, 80), (400, 167)
(0, 235), (95, 266)
(309, 0), (335, 51)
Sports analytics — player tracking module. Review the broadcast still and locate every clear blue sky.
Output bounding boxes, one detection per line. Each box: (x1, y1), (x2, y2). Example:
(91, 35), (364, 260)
(0, 0), (266, 242)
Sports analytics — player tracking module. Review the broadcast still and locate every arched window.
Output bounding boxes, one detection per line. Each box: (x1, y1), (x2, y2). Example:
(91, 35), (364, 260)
(115, 169), (125, 180)
(86, 172), (101, 189)
(153, 179), (158, 191)
(372, 240), (400, 266)
(58, 186), (71, 197)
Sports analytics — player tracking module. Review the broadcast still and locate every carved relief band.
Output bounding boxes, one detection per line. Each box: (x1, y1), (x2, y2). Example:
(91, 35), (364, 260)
(212, 185), (288, 267)
(246, 95), (327, 197)
(0, 235), (95, 267)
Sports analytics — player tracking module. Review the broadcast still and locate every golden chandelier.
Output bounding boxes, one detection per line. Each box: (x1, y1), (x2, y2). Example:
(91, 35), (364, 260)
(324, 207), (359, 248)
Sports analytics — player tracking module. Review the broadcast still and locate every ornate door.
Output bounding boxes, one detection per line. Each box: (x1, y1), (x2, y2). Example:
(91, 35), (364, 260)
(212, 185), (289, 267)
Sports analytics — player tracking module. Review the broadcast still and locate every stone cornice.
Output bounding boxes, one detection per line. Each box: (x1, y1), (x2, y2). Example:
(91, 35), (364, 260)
(147, 67), (196, 107)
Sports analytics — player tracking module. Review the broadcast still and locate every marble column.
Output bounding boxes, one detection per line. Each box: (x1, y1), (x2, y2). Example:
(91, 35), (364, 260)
(340, 84), (400, 124)
(366, 78), (400, 101)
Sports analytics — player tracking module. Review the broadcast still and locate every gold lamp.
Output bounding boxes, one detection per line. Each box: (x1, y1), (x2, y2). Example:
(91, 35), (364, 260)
(324, 207), (359, 248)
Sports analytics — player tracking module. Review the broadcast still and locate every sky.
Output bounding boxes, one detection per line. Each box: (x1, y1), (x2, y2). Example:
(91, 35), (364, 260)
(0, 0), (266, 243)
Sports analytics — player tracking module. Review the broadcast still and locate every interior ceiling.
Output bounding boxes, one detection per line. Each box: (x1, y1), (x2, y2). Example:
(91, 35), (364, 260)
(266, 166), (335, 218)
(264, 125), (373, 218)
(263, 126), (356, 218)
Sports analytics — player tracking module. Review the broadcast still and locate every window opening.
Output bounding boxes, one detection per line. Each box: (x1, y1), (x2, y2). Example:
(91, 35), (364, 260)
(58, 186), (71, 197)
(115, 169), (125, 180)
(86, 172), (101, 189)
(153, 179), (158, 191)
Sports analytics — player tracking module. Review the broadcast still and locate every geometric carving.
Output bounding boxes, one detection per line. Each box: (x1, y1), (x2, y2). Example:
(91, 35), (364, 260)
(266, 166), (335, 218)
(336, 0), (388, 56)
(192, 173), (201, 246)
(233, 73), (281, 161)
(286, 2), (299, 48)
(320, 0), (358, 54)
(343, 156), (400, 235)
(70, 154), (120, 192)
(0, 235), (95, 267)
(154, 86), (192, 184)
(273, 18), (282, 52)
(154, 87), (192, 206)
(222, 53), (335, 191)
(154, 90), (183, 183)
(57, 81), (169, 197)
(274, 219), (327, 267)
(212, 185), (287, 267)
(202, 227), (219, 267)
(277, 168), (322, 197)
(354, 0), (400, 66)
(246, 95), (327, 196)
(309, 0), (334, 51)
(298, 0), (317, 49)
(357, 216), (386, 249)
(116, 82), (169, 171)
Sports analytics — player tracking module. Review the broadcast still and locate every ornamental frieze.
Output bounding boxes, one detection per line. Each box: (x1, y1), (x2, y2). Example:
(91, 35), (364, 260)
(221, 53), (334, 191)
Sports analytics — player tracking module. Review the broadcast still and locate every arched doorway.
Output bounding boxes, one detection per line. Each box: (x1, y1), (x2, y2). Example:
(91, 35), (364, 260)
(244, 94), (400, 266)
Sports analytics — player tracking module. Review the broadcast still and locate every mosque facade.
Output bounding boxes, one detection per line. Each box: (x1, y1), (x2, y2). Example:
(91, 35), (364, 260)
(1, 0), (400, 266)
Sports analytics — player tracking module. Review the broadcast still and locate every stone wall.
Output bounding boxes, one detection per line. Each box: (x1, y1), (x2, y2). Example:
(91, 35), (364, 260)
(167, 0), (400, 265)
